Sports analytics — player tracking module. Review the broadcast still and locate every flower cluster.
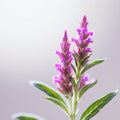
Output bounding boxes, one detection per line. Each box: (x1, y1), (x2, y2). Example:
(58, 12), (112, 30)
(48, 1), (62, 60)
(54, 31), (73, 95)
(72, 15), (93, 63)
(54, 16), (94, 95)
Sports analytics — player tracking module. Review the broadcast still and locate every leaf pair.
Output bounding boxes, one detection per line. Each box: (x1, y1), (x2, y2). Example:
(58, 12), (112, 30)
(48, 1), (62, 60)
(77, 59), (106, 100)
(30, 81), (69, 115)
(77, 58), (118, 120)
(12, 82), (69, 120)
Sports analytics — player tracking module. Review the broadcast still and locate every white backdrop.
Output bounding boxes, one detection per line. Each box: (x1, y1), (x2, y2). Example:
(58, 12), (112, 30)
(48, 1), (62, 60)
(0, 0), (120, 120)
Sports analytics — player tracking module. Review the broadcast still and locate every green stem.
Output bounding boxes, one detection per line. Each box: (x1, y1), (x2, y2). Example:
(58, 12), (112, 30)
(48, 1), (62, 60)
(69, 86), (78, 120)
(76, 62), (81, 81)
(68, 95), (74, 120)
(69, 61), (81, 120)
(73, 87), (78, 120)
(68, 95), (72, 118)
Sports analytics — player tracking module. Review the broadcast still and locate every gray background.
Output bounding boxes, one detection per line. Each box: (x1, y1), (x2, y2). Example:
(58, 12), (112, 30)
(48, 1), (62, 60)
(0, 0), (120, 120)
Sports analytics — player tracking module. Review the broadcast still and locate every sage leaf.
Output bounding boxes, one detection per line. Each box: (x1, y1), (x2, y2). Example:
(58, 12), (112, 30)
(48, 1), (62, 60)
(12, 113), (45, 120)
(80, 89), (118, 120)
(73, 54), (78, 66)
(79, 80), (97, 99)
(81, 59), (106, 74)
(46, 97), (69, 115)
(71, 64), (76, 74)
(81, 54), (92, 66)
(30, 81), (65, 104)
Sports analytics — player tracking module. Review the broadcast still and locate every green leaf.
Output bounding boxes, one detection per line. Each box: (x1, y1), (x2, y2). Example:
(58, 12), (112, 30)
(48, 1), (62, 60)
(79, 80), (97, 99)
(71, 64), (76, 74)
(69, 76), (76, 87)
(81, 54), (92, 66)
(73, 54), (78, 67)
(30, 81), (65, 104)
(81, 59), (106, 74)
(12, 113), (45, 120)
(80, 89), (118, 120)
(46, 97), (69, 115)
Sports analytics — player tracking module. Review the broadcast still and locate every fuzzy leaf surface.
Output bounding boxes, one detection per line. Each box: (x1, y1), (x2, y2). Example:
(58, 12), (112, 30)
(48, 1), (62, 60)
(46, 97), (69, 115)
(79, 80), (97, 99)
(81, 59), (105, 74)
(31, 81), (65, 104)
(80, 90), (118, 120)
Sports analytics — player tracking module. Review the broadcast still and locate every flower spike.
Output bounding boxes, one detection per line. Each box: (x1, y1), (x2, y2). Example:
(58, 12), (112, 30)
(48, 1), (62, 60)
(54, 30), (73, 96)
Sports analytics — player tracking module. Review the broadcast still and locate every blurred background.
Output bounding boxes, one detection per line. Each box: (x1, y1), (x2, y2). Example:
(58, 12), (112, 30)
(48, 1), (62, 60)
(0, 0), (120, 120)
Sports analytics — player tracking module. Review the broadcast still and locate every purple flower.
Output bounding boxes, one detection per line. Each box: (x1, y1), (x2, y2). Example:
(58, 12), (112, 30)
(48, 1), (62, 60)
(79, 74), (95, 89)
(53, 31), (73, 95)
(72, 15), (93, 62)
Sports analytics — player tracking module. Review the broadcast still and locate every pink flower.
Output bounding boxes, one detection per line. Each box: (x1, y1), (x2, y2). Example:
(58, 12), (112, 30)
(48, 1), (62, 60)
(53, 31), (73, 95)
(72, 15), (93, 62)
(79, 74), (95, 89)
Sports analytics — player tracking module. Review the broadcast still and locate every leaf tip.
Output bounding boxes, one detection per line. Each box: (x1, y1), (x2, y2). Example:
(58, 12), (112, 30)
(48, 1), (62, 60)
(98, 58), (107, 62)
(11, 113), (25, 119)
(11, 113), (45, 120)
(110, 89), (119, 97)
(114, 89), (119, 95)
(29, 80), (39, 87)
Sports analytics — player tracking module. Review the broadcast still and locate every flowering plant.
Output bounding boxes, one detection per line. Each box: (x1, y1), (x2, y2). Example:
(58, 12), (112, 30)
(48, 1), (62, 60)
(13, 15), (118, 120)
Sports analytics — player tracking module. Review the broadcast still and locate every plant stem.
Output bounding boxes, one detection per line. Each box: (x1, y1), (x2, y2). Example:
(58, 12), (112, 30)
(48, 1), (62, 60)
(69, 61), (81, 120)
(69, 86), (78, 120)
(73, 87), (78, 120)
(68, 95), (73, 120)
